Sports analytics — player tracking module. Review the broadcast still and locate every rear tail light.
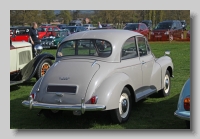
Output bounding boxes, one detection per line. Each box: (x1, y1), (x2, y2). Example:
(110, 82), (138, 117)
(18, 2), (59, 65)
(184, 97), (190, 111)
(30, 93), (36, 100)
(90, 96), (98, 104)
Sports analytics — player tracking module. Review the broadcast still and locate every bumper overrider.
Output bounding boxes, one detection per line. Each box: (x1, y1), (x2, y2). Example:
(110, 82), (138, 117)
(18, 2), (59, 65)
(174, 110), (190, 121)
(22, 97), (106, 114)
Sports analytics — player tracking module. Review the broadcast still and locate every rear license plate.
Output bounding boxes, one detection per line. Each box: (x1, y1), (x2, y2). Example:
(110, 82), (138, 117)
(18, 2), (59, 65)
(47, 85), (77, 93)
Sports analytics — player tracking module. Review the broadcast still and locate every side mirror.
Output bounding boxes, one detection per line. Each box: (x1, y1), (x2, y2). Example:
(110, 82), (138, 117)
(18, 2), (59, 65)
(165, 51), (170, 55)
(34, 44), (43, 56)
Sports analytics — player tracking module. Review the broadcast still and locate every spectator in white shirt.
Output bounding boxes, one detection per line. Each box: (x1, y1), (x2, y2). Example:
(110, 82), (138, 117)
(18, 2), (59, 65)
(98, 22), (102, 28)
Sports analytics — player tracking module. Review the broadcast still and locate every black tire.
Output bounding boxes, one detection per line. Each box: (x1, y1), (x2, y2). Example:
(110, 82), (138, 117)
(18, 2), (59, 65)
(42, 109), (63, 119)
(35, 58), (53, 80)
(110, 87), (132, 124)
(158, 70), (171, 97)
(185, 120), (190, 129)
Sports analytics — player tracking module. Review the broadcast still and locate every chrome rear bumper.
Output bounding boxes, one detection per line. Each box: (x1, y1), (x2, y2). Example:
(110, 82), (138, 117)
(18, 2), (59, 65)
(22, 98), (106, 114)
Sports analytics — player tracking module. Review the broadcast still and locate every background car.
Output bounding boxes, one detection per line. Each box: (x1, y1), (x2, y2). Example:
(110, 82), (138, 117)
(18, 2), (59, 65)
(83, 24), (96, 30)
(10, 39), (55, 86)
(57, 24), (68, 29)
(41, 30), (71, 49)
(22, 30), (173, 124)
(10, 26), (31, 42)
(41, 26), (60, 37)
(63, 26), (86, 34)
(174, 78), (190, 129)
(151, 20), (183, 41)
(123, 23), (150, 39)
(40, 24), (52, 27)
(142, 20), (152, 30)
(180, 20), (187, 30)
(11, 26), (46, 41)
(37, 27), (47, 39)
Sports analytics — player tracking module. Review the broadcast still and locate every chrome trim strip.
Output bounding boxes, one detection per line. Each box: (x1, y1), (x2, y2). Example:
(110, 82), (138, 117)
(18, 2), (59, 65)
(91, 60), (97, 67)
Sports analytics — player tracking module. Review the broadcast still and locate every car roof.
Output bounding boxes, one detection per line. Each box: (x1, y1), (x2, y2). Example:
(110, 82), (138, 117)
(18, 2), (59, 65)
(10, 26), (31, 29)
(62, 29), (142, 44)
(60, 29), (143, 62)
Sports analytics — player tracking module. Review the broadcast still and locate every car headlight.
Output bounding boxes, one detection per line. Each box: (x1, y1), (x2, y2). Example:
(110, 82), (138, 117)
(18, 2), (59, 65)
(164, 31), (169, 35)
(151, 32), (154, 35)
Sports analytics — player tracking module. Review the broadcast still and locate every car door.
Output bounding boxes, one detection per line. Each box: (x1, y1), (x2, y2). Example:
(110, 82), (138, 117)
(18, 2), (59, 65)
(121, 36), (142, 94)
(136, 36), (154, 88)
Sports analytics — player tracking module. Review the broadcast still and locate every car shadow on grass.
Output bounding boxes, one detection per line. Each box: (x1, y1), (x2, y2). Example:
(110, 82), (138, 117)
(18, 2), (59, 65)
(10, 93), (188, 129)
(10, 80), (36, 91)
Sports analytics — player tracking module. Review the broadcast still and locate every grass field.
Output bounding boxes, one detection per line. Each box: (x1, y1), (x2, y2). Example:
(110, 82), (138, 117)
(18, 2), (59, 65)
(10, 41), (190, 129)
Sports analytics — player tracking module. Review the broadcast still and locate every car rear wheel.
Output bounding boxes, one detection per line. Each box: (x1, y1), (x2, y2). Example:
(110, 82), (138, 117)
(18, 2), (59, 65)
(35, 58), (53, 80)
(42, 109), (63, 119)
(159, 70), (171, 97)
(110, 87), (132, 124)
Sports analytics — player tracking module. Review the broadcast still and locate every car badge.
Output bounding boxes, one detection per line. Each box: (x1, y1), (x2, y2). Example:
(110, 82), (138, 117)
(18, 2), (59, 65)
(59, 77), (70, 80)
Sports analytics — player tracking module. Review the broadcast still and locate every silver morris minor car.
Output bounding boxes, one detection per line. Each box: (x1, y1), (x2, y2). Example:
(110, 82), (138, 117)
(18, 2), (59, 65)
(22, 29), (174, 124)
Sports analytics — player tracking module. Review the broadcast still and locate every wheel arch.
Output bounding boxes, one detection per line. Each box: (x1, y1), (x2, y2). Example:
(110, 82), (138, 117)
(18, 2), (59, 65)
(124, 84), (136, 103)
(167, 66), (173, 77)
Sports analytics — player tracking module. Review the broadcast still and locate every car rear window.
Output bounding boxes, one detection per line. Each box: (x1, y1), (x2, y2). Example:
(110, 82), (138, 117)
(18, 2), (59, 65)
(57, 39), (112, 58)
(155, 22), (172, 29)
(124, 24), (139, 30)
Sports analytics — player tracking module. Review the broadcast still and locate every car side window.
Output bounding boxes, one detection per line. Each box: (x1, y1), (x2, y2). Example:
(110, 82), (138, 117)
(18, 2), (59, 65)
(137, 37), (148, 56)
(48, 28), (53, 31)
(121, 37), (138, 60)
(53, 27), (58, 31)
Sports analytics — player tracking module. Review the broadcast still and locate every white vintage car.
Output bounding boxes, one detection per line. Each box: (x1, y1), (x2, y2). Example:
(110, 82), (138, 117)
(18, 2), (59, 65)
(10, 40), (55, 86)
(22, 30), (174, 124)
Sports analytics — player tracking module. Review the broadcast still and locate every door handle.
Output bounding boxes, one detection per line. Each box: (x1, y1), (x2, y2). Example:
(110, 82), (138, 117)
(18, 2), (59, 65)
(142, 61), (145, 64)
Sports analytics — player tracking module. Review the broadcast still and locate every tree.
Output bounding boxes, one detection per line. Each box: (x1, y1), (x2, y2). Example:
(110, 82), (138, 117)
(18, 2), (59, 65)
(59, 10), (72, 24)
(42, 10), (55, 24)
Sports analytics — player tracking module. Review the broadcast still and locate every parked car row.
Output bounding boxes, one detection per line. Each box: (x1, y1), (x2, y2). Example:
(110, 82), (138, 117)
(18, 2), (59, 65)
(123, 20), (187, 41)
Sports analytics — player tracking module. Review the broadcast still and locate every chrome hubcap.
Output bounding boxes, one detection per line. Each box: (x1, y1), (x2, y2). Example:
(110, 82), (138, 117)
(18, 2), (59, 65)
(164, 75), (170, 93)
(121, 99), (128, 113)
(119, 93), (129, 118)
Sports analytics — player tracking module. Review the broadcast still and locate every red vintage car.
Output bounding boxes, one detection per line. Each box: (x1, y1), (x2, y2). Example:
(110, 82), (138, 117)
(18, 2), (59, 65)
(10, 26), (45, 42)
(150, 20), (183, 41)
(40, 26), (60, 37)
(123, 23), (150, 39)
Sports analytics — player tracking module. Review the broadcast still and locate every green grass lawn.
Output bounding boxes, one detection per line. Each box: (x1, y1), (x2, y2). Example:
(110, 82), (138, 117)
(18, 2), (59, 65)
(10, 41), (190, 129)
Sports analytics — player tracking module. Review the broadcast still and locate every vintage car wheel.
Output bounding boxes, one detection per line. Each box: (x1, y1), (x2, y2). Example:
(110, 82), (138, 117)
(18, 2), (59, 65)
(35, 59), (53, 80)
(159, 70), (171, 97)
(42, 109), (63, 119)
(185, 120), (190, 129)
(110, 87), (132, 124)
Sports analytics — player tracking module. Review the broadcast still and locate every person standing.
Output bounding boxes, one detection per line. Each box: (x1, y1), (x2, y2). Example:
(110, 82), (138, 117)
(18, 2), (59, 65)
(98, 22), (102, 28)
(29, 22), (40, 57)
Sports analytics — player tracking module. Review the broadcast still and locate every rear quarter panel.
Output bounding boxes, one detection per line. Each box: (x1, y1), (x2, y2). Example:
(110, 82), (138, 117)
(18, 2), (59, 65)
(155, 56), (173, 89)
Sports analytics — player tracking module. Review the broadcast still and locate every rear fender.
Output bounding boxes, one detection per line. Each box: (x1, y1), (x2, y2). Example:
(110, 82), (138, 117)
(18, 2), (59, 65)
(90, 73), (134, 110)
(21, 53), (55, 81)
(156, 56), (174, 88)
